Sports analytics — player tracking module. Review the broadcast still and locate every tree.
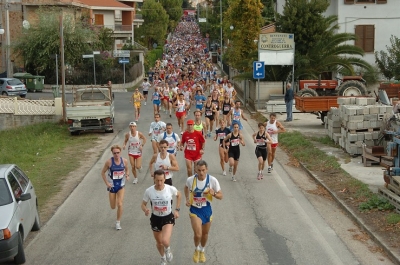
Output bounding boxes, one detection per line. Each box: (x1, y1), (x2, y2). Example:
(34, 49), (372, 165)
(135, 0), (169, 48)
(224, 0), (264, 72)
(275, 0), (373, 80)
(375, 35), (400, 80)
(275, 0), (333, 56)
(159, 0), (183, 31)
(13, 7), (111, 75)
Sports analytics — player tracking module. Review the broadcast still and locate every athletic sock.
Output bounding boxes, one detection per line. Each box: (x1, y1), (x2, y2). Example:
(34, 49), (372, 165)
(196, 245), (201, 251)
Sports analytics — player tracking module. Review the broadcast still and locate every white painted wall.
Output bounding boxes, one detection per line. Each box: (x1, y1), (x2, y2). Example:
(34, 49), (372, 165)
(275, 0), (400, 67)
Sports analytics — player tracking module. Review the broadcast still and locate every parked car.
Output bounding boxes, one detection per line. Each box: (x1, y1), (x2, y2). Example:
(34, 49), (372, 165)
(0, 164), (40, 264)
(0, 78), (27, 98)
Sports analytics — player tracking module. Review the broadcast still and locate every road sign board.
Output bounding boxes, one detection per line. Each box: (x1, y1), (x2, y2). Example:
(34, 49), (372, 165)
(253, 61), (265, 79)
(119, 58), (129, 64)
(82, 54), (94, 58)
(113, 50), (131, 58)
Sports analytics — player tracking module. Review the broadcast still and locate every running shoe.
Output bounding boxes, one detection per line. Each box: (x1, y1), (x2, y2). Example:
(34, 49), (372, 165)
(267, 167), (271, 173)
(133, 178), (138, 184)
(261, 172), (264, 179)
(181, 131), (183, 135)
(160, 257), (167, 265)
(199, 251), (206, 263)
(135, 119), (138, 122)
(271, 163), (273, 170)
(115, 221), (121, 230)
(144, 102), (146, 105)
(229, 166), (232, 173)
(169, 114), (172, 118)
(232, 176), (236, 182)
(193, 249), (200, 263)
(257, 173), (262, 180)
(165, 248), (173, 262)
(208, 132), (211, 138)
(222, 171), (226, 176)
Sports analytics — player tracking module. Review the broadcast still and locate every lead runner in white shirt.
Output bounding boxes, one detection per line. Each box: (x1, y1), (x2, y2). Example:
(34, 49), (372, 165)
(141, 170), (181, 264)
(149, 113), (167, 154)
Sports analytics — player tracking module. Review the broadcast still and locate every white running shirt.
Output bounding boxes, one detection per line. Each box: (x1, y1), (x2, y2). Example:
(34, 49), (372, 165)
(143, 185), (178, 217)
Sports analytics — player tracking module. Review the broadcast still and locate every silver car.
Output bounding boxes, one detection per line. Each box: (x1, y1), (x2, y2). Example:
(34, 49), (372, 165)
(0, 78), (27, 98)
(0, 164), (40, 264)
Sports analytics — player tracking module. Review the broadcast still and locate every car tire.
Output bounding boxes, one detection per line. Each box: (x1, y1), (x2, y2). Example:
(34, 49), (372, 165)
(32, 202), (41, 231)
(20, 95), (26, 98)
(14, 231), (26, 264)
(1, 91), (7, 96)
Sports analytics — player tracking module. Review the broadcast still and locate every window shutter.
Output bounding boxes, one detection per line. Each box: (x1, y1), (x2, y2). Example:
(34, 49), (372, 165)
(344, 0), (354, 4)
(364, 25), (375, 52)
(354, 25), (364, 49)
(376, 0), (387, 3)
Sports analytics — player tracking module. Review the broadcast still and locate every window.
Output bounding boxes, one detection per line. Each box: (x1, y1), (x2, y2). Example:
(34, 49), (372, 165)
(12, 167), (29, 192)
(344, 0), (387, 3)
(355, 25), (375, 52)
(7, 173), (22, 200)
(94, 14), (104, 25)
(0, 179), (13, 206)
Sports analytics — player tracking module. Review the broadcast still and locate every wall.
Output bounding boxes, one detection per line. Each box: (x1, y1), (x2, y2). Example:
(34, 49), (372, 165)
(0, 114), (62, 131)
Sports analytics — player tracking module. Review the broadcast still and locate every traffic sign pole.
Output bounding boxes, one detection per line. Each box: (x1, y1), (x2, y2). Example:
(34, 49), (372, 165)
(253, 61), (265, 111)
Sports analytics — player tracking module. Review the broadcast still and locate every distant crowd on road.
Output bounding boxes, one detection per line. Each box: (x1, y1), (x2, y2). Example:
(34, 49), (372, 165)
(102, 15), (286, 265)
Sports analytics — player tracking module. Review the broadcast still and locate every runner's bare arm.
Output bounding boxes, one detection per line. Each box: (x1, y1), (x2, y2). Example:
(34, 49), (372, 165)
(184, 185), (190, 207)
(277, 121), (286, 133)
(123, 133), (129, 150)
(123, 158), (130, 181)
(169, 154), (179, 171)
(141, 200), (150, 216)
(101, 159), (112, 187)
(139, 132), (147, 146)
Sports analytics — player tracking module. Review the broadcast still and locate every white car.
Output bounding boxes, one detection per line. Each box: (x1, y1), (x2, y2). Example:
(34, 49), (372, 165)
(0, 164), (40, 264)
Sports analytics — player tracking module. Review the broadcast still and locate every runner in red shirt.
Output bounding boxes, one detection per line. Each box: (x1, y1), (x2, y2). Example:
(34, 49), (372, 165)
(180, 119), (205, 177)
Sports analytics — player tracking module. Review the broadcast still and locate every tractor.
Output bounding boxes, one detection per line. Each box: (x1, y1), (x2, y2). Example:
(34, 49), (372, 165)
(298, 76), (368, 97)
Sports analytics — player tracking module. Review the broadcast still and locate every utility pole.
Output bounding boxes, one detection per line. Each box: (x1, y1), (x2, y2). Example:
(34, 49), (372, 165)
(5, 0), (12, 77)
(220, 0), (222, 65)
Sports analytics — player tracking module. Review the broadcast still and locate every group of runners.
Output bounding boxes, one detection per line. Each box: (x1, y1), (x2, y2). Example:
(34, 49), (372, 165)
(101, 17), (286, 265)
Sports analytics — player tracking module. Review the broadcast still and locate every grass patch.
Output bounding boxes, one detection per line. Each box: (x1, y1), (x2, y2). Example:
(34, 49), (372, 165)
(386, 213), (400, 224)
(251, 112), (268, 124)
(359, 194), (395, 211)
(308, 135), (340, 148)
(280, 131), (341, 171)
(0, 122), (99, 206)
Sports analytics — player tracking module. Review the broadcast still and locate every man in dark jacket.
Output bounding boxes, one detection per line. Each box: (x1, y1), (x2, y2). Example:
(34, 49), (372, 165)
(284, 83), (294, 121)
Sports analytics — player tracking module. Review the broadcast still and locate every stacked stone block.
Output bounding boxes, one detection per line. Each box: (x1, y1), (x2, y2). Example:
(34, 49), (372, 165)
(325, 97), (392, 155)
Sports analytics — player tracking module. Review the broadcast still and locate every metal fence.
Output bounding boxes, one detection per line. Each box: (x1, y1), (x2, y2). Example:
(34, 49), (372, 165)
(0, 98), (56, 115)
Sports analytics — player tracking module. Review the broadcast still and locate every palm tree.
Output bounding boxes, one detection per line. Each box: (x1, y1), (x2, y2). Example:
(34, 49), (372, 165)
(296, 30), (373, 80)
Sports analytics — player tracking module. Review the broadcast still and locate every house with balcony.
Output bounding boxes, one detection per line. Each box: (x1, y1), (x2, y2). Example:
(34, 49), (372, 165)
(275, 0), (400, 68)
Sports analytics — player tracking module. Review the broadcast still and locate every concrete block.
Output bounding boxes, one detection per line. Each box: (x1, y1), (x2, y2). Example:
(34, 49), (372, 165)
(367, 98), (376, 105)
(342, 114), (349, 121)
(356, 98), (369, 106)
(348, 133), (358, 142)
(333, 133), (341, 143)
(357, 132), (365, 141)
(364, 132), (372, 140)
(364, 139), (375, 146)
(346, 107), (358, 115)
(331, 121), (341, 127)
(330, 108), (339, 115)
(368, 106), (379, 114)
(349, 115), (364, 122)
(378, 114), (384, 120)
(363, 121), (371, 128)
(357, 122), (364, 129)
(331, 115), (340, 122)
(372, 131), (380, 140)
(338, 98), (351, 105)
(347, 121), (358, 130)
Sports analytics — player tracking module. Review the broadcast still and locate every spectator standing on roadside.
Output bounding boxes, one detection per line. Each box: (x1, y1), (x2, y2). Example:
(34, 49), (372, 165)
(284, 83), (294, 122)
(101, 145), (129, 230)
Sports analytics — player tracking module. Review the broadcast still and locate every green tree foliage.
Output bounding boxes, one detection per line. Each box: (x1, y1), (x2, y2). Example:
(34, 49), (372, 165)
(275, 0), (332, 55)
(261, 0), (275, 24)
(159, 0), (183, 31)
(224, 0), (263, 72)
(13, 7), (111, 75)
(275, 0), (373, 80)
(375, 35), (400, 80)
(136, 0), (169, 49)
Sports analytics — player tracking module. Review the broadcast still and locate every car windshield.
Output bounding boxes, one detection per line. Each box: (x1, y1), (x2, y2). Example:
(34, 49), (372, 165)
(0, 179), (13, 206)
(7, 79), (23, 86)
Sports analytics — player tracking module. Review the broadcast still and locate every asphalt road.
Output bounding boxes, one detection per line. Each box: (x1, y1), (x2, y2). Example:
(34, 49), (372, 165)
(14, 92), (392, 264)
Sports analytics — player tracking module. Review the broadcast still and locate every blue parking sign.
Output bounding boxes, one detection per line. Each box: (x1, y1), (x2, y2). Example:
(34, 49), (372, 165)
(253, 61), (265, 79)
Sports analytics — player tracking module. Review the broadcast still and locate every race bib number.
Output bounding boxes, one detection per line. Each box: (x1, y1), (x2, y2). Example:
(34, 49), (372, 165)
(196, 100), (202, 105)
(168, 142), (175, 148)
(192, 197), (207, 208)
(130, 142), (140, 148)
(256, 139), (265, 146)
(187, 143), (196, 151)
(224, 106), (230, 111)
(231, 139), (240, 146)
(154, 96), (159, 100)
(218, 133), (226, 139)
(153, 128), (160, 135)
(206, 110), (212, 116)
(112, 171), (124, 180)
(153, 205), (167, 215)
(233, 115), (240, 120)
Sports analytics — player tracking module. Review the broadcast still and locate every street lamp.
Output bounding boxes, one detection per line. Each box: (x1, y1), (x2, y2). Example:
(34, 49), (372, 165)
(220, 0), (222, 64)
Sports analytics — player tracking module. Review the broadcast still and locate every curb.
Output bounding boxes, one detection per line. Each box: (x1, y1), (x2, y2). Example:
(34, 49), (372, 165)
(293, 162), (400, 264)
